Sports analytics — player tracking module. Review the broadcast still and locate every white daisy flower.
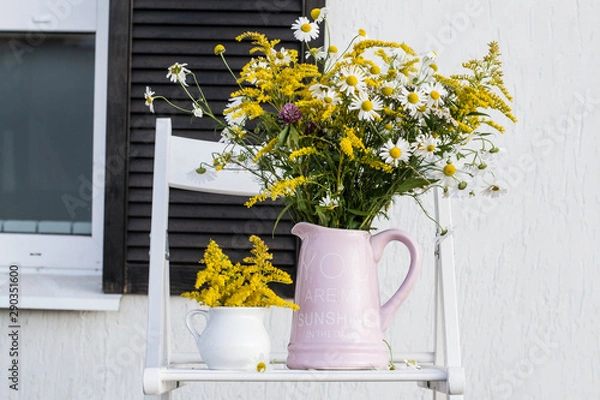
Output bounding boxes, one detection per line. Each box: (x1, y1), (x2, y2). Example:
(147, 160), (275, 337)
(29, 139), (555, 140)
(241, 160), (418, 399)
(380, 83), (396, 97)
(219, 127), (236, 144)
(291, 17), (320, 42)
(360, 48), (388, 76)
(349, 92), (383, 121)
(390, 47), (414, 71)
(166, 62), (190, 86)
(244, 59), (269, 84)
(423, 82), (447, 107)
(192, 103), (203, 118)
(379, 138), (411, 167)
(398, 86), (427, 114)
(320, 87), (342, 106)
(309, 83), (326, 97)
(431, 155), (468, 190)
(404, 359), (422, 370)
(144, 86), (155, 113)
(461, 159), (488, 183)
(433, 227), (453, 245)
(394, 68), (411, 85)
(481, 174), (508, 198)
(306, 46), (328, 61)
(338, 65), (367, 95)
(409, 104), (431, 120)
(310, 7), (328, 23)
(224, 96), (246, 126)
(270, 47), (292, 65)
(319, 193), (338, 210)
(420, 51), (439, 78)
(411, 135), (439, 161)
(430, 107), (458, 127)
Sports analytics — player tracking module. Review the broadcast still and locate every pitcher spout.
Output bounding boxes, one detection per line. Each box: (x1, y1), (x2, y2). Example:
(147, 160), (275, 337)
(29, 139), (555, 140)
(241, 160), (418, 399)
(291, 222), (319, 240)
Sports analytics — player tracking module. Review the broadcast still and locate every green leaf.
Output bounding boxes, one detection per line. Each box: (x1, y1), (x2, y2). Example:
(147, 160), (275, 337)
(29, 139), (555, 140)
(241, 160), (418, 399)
(466, 111), (490, 118)
(395, 178), (430, 194)
(276, 125), (290, 147)
(347, 208), (371, 217)
(288, 124), (299, 146)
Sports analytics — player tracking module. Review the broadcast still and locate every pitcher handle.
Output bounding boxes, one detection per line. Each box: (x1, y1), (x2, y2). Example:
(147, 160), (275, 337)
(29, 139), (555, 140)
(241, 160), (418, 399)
(185, 309), (209, 344)
(371, 229), (422, 331)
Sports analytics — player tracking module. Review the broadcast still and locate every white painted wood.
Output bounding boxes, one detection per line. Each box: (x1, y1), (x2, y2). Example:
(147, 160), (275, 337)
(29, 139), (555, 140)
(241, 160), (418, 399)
(167, 136), (261, 196)
(170, 351), (437, 364)
(433, 195), (462, 370)
(156, 366), (449, 383)
(0, 0), (97, 32)
(145, 119), (177, 397)
(0, 267), (120, 311)
(432, 191), (464, 398)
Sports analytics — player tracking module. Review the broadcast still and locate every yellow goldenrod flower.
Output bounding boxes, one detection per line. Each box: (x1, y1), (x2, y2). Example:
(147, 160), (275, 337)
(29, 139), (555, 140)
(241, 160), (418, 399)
(182, 237), (298, 309)
(340, 137), (354, 159)
(289, 147), (318, 161)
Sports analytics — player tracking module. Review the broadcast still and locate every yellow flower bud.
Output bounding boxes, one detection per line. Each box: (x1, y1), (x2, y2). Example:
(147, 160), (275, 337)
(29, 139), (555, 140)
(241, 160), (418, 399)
(214, 44), (226, 56)
(310, 8), (321, 20)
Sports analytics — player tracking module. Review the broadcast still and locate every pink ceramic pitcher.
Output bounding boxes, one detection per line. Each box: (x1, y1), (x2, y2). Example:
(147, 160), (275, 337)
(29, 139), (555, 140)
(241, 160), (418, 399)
(287, 222), (421, 370)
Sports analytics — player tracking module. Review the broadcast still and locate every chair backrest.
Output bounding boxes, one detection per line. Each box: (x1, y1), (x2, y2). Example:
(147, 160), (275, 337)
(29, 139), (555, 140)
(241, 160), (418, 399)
(145, 118), (263, 377)
(154, 118), (261, 196)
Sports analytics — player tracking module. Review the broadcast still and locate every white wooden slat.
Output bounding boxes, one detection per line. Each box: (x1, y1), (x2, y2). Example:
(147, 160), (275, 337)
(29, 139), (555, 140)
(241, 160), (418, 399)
(144, 119), (177, 397)
(433, 192), (462, 369)
(168, 135), (261, 196)
(170, 351), (437, 365)
(158, 366), (449, 383)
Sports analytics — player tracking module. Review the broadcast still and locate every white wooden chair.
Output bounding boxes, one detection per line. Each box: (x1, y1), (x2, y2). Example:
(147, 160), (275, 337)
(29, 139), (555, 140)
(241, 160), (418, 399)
(143, 118), (465, 399)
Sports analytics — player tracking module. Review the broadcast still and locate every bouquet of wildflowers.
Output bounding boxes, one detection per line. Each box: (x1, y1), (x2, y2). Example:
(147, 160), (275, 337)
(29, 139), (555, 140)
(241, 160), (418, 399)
(182, 235), (298, 309)
(146, 7), (516, 231)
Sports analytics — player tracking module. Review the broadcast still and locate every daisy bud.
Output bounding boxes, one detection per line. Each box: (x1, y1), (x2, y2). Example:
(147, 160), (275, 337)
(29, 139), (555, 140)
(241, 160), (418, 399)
(310, 8), (321, 20)
(458, 181), (468, 190)
(214, 44), (226, 55)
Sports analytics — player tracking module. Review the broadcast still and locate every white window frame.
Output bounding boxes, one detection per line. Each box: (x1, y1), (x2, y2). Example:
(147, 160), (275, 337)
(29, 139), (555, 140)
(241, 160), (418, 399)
(0, 0), (120, 310)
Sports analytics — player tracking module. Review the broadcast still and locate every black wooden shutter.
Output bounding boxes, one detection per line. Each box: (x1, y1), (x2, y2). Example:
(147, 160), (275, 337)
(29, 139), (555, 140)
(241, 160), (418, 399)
(117, 0), (325, 297)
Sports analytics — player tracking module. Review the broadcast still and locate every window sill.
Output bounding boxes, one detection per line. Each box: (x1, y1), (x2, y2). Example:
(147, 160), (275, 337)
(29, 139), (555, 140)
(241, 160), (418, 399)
(0, 267), (121, 311)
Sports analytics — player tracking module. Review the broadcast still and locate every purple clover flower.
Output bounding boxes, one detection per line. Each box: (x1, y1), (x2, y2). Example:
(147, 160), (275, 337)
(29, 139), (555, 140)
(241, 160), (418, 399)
(278, 103), (302, 124)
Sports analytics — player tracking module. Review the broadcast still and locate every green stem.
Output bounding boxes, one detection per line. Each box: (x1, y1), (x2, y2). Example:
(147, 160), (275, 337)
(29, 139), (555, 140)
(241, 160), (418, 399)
(412, 194), (446, 234)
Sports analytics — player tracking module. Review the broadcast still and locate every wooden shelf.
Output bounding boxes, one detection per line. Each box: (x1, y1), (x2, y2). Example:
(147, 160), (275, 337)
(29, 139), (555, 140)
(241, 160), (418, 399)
(161, 363), (448, 383)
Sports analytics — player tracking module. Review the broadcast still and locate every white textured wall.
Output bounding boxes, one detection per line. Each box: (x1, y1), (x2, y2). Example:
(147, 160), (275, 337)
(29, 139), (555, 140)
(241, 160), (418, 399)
(2, 0), (599, 399)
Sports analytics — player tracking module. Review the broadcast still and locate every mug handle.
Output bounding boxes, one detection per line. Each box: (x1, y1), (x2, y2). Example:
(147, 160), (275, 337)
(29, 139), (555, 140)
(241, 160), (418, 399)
(371, 229), (422, 331)
(185, 309), (209, 344)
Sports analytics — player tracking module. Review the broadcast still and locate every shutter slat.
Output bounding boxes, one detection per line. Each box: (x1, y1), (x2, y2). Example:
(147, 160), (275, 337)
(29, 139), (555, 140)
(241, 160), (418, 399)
(133, 11), (298, 26)
(127, 247), (296, 264)
(133, 0), (302, 12)
(126, 262), (295, 298)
